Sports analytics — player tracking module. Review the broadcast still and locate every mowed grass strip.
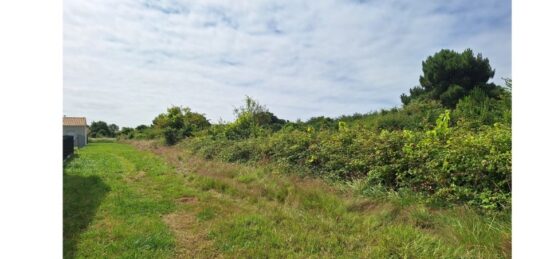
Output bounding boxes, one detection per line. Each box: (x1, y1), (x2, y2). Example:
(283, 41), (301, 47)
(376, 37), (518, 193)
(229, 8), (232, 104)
(63, 143), (196, 258)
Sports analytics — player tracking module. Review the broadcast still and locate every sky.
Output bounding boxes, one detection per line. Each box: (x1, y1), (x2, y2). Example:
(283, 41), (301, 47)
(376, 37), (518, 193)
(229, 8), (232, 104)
(64, 0), (511, 127)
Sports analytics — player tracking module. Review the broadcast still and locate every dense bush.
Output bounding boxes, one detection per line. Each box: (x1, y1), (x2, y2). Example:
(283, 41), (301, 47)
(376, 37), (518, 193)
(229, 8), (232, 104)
(118, 127), (135, 139)
(223, 96), (286, 140)
(117, 125), (163, 140)
(183, 109), (511, 210)
(151, 106), (210, 145)
(89, 121), (119, 138)
(453, 86), (511, 128)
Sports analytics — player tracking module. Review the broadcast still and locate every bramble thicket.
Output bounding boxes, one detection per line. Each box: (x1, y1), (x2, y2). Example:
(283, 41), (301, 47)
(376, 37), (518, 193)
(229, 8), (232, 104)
(118, 49), (511, 211)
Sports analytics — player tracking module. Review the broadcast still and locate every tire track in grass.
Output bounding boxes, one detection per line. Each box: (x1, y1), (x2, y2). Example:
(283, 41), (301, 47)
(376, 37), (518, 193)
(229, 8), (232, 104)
(64, 143), (208, 258)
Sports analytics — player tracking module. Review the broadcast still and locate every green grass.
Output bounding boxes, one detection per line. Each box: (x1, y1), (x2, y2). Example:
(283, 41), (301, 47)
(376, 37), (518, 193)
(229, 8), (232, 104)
(63, 143), (194, 258)
(64, 141), (511, 258)
(196, 207), (216, 222)
(88, 137), (117, 143)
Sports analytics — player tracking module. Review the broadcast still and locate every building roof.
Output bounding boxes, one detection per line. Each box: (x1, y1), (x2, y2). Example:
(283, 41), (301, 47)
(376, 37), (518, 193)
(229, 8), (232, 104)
(63, 117), (87, 126)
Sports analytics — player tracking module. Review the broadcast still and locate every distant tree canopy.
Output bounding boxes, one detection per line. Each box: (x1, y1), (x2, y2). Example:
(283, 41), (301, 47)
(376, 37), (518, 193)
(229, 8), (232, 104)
(304, 116), (337, 131)
(108, 124), (119, 134)
(153, 106), (211, 145)
(135, 124), (148, 131)
(119, 127), (134, 136)
(401, 49), (500, 108)
(89, 121), (118, 138)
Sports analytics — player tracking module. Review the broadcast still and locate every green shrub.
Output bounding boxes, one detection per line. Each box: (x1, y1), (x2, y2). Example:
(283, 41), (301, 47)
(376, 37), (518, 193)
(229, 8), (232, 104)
(182, 109), (511, 211)
(224, 96), (286, 140)
(453, 87), (511, 128)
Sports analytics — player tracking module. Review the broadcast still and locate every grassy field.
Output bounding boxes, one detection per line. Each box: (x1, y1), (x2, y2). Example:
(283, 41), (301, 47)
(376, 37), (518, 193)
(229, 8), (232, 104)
(64, 142), (510, 258)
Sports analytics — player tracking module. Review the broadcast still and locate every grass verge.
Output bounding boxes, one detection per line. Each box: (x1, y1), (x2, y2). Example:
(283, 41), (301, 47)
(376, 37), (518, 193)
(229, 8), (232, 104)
(64, 141), (510, 258)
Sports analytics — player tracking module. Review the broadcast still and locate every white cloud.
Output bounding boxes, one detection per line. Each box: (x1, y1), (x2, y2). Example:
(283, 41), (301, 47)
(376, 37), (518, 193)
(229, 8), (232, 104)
(64, 0), (511, 127)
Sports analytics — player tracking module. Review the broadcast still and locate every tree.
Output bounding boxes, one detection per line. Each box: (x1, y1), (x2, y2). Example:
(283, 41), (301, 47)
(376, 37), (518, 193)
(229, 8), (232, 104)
(502, 77), (512, 92)
(152, 106), (210, 145)
(153, 107), (186, 129)
(89, 121), (119, 137)
(152, 113), (168, 129)
(135, 124), (148, 131)
(118, 127), (135, 139)
(235, 96), (285, 127)
(182, 107), (211, 131)
(225, 96), (286, 139)
(401, 49), (496, 108)
(108, 124), (119, 135)
(89, 121), (111, 137)
(157, 107), (189, 145)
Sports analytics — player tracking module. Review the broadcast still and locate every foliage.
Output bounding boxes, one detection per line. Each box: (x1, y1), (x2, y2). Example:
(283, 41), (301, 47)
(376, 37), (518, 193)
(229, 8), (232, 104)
(119, 127), (134, 138)
(108, 124), (119, 135)
(224, 96), (286, 139)
(89, 121), (118, 138)
(303, 116), (337, 131)
(176, 75), (511, 211)
(136, 124), (148, 131)
(181, 107), (211, 131)
(401, 49), (498, 108)
(363, 100), (446, 131)
(453, 86), (511, 128)
(184, 108), (511, 210)
(117, 125), (164, 141)
(152, 106), (210, 145)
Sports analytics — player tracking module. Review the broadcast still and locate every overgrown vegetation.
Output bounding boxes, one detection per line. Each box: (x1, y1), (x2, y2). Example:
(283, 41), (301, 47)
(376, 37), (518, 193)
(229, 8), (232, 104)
(117, 107), (210, 145)
(117, 48), (511, 212)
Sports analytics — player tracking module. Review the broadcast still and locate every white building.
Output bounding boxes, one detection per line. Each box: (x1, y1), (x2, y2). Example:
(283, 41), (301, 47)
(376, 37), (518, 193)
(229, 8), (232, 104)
(63, 116), (88, 147)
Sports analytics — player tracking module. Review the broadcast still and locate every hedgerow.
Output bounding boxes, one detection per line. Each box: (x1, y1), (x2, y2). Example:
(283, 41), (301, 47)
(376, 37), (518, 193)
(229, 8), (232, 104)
(182, 109), (510, 210)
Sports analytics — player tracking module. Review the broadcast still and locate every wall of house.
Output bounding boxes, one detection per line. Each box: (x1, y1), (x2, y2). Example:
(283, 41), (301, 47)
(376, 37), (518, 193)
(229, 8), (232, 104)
(63, 126), (87, 148)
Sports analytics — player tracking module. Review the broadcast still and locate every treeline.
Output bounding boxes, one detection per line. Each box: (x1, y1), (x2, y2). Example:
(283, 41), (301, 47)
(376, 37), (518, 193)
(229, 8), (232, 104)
(117, 49), (512, 211)
(87, 121), (119, 138)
